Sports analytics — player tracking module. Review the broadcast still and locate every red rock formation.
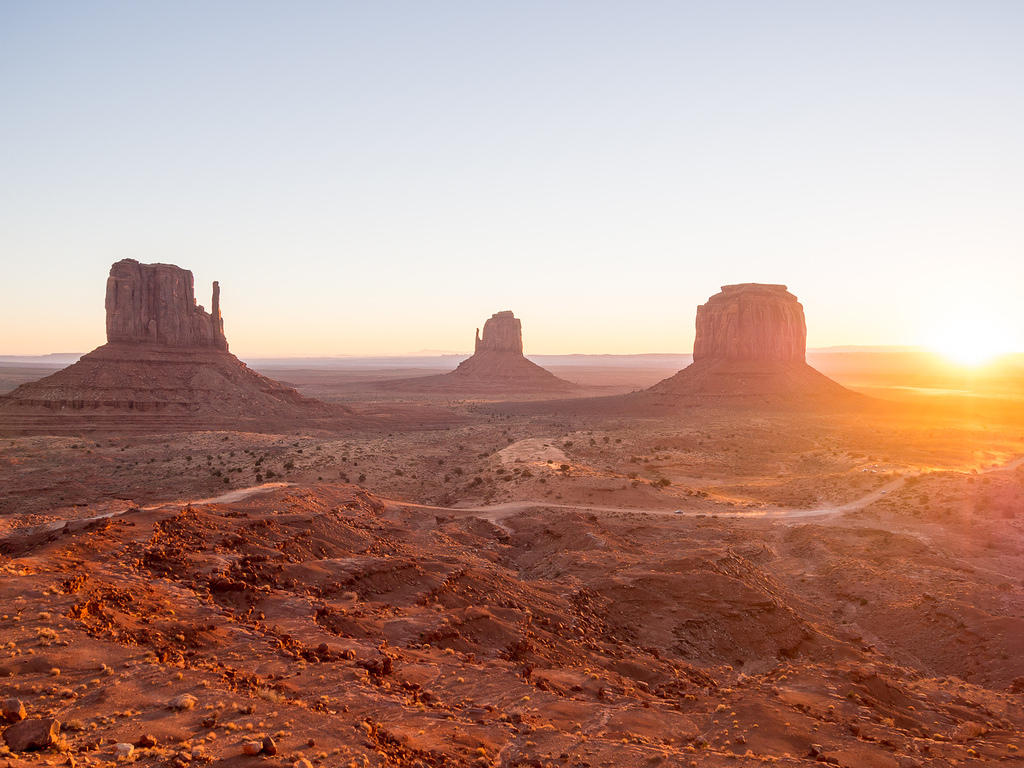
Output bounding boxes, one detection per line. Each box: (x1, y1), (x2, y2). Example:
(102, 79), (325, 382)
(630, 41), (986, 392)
(693, 284), (806, 363)
(648, 284), (854, 401)
(380, 311), (576, 395)
(0, 260), (353, 432)
(105, 259), (227, 350)
(474, 311), (524, 355)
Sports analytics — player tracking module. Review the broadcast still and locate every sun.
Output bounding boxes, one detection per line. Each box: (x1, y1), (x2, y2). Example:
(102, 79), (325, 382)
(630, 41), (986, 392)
(926, 314), (1014, 367)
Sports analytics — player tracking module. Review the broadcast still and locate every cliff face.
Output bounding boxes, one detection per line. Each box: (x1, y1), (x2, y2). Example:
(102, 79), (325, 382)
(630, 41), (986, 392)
(692, 284), (805, 363)
(646, 283), (854, 400)
(105, 259), (227, 350)
(474, 311), (524, 355)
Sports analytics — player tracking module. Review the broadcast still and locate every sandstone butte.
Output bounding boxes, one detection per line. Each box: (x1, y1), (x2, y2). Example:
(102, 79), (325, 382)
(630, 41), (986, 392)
(649, 283), (853, 399)
(383, 311), (577, 394)
(0, 259), (344, 433)
(105, 258), (228, 350)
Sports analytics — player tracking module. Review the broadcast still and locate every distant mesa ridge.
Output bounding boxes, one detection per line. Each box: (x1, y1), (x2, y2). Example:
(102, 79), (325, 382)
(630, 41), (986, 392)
(648, 282), (853, 399)
(105, 258), (228, 350)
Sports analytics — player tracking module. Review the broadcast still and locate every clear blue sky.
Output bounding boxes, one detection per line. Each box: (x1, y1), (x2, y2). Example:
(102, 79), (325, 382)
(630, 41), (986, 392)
(2, 1), (1022, 357)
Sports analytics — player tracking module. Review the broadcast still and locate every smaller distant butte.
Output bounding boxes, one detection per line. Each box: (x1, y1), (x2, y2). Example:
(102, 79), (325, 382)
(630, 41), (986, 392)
(379, 310), (577, 396)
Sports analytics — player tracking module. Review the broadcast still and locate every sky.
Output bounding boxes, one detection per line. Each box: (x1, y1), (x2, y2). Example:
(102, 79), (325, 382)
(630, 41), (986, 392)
(1, 1), (1022, 358)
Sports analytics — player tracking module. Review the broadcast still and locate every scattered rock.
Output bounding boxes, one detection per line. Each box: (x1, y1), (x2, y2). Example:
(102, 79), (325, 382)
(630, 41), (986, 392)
(135, 734), (158, 748)
(952, 721), (987, 741)
(1, 698), (26, 723)
(3, 718), (61, 752)
(115, 742), (135, 761)
(168, 693), (198, 711)
(261, 736), (277, 755)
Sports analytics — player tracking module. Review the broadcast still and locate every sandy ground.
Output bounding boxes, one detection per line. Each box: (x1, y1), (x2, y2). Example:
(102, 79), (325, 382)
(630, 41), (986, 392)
(2, 368), (1024, 766)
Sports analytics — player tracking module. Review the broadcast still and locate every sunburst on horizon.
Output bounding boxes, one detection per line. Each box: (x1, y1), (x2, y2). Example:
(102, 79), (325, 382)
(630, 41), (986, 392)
(926, 314), (1016, 367)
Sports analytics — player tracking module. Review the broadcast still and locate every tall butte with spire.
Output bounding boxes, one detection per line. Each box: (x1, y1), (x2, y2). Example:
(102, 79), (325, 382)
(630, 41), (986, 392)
(472, 311), (523, 355)
(648, 283), (853, 399)
(0, 259), (340, 432)
(104, 259), (228, 350)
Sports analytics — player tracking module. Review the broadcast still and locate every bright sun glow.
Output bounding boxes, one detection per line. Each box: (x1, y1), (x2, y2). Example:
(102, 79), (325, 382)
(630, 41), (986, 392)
(927, 314), (1013, 367)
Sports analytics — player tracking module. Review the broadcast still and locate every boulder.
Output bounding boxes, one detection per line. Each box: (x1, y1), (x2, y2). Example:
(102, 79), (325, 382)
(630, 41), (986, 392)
(114, 742), (135, 761)
(1, 697), (26, 723)
(3, 718), (61, 752)
(168, 693), (197, 711)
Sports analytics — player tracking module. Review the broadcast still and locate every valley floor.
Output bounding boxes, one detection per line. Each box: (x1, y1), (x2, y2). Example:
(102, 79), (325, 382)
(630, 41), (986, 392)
(2, 392), (1024, 766)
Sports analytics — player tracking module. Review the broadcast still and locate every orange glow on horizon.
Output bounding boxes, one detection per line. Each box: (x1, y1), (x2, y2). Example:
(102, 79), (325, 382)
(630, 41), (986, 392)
(926, 311), (1015, 368)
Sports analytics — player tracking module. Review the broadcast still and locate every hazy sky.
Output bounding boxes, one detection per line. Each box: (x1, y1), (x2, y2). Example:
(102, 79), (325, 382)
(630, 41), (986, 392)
(2, 1), (1022, 357)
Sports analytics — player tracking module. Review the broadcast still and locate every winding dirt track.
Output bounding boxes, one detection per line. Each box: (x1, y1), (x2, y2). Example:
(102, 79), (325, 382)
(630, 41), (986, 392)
(140, 481), (294, 510)
(382, 454), (1024, 528)
(12, 483), (299, 537)
(13, 456), (1023, 541)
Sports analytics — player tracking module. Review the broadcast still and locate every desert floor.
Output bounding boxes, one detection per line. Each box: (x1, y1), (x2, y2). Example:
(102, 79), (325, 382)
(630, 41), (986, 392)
(2, 360), (1024, 767)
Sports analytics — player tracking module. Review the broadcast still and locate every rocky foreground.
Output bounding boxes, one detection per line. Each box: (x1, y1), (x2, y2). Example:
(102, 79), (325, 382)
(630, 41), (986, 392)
(2, 475), (1022, 767)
